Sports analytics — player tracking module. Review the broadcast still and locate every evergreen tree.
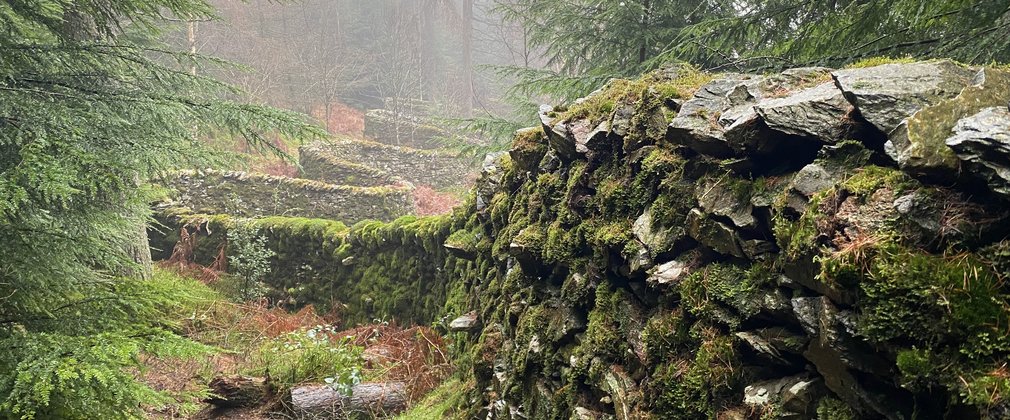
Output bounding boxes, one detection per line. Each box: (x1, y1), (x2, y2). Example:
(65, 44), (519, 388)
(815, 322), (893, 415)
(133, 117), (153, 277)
(491, 0), (733, 100)
(0, 1), (322, 418)
(661, 0), (1010, 71)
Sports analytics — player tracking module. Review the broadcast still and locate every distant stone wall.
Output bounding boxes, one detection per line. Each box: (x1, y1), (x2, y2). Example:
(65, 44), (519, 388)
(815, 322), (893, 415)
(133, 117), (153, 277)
(158, 170), (413, 222)
(364, 109), (447, 150)
(302, 138), (476, 189)
(148, 209), (461, 327)
(299, 143), (399, 187)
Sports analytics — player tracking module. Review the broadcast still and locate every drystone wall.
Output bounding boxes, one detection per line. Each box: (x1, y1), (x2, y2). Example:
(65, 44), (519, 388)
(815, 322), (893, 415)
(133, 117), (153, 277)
(304, 138), (475, 189)
(364, 109), (448, 150)
(158, 170), (413, 223)
(149, 209), (462, 326)
(151, 61), (1010, 419)
(299, 142), (400, 187)
(444, 61), (1010, 420)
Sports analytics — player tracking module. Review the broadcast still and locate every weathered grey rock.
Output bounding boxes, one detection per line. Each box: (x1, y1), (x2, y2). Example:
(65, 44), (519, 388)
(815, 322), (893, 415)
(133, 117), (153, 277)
(578, 121), (612, 154)
(754, 288), (794, 321)
(721, 68), (836, 154)
(610, 103), (636, 138)
(736, 327), (808, 364)
(744, 374), (824, 418)
(686, 208), (746, 258)
(632, 208), (682, 257)
(601, 366), (642, 420)
(539, 105), (578, 160)
(887, 67), (1010, 175)
(947, 107), (1010, 197)
(791, 297), (821, 336)
(741, 239), (777, 261)
(476, 151), (508, 214)
(625, 245), (653, 275)
(791, 163), (836, 197)
(891, 188), (983, 245)
(449, 311), (479, 332)
(668, 75), (758, 157)
(755, 82), (853, 142)
(781, 162), (843, 214)
(833, 60), (974, 136)
(794, 296), (909, 419)
(695, 178), (756, 229)
(647, 258), (691, 287)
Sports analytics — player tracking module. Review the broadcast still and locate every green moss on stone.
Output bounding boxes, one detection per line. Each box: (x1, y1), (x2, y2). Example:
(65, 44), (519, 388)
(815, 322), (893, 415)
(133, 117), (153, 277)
(844, 56), (917, 69)
(680, 263), (775, 328)
(641, 309), (692, 365)
(816, 396), (857, 420)
(840, 165), (914, 196)
(650, 325), (741, 419)
(902, 67), (1010, 172)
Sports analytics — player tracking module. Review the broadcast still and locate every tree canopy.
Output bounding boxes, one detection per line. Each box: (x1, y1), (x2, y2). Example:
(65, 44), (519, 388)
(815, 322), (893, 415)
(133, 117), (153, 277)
(493, 0), (1010, 102)
(665, 0), (1010, 71)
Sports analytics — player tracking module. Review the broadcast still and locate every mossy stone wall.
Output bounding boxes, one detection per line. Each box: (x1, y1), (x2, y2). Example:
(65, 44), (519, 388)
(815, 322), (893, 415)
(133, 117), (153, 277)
(364, 109), (448, 150)
(158, 170), (414, 223)
(149, 208), (471, 326)
(304, 138), (475, 189)
(299, 143), (398, 187)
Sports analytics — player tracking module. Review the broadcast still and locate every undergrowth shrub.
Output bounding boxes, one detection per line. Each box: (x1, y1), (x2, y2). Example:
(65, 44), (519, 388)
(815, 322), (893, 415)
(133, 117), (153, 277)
(247, 326), (364, 395)
(226, 224), (276, 302)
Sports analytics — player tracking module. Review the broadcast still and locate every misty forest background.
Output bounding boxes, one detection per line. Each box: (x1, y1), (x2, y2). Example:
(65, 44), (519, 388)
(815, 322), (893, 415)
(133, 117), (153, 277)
(175, 0), (1010, 151)
(2, 0), (1010, 418)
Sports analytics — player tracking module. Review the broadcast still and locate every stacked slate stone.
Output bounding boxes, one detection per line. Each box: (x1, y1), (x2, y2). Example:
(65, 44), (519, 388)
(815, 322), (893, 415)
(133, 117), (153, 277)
(156, 169), (414, 223)
(364, 108), (449, 150)
(452, 60), (1010, 419)
(298, 137), (476, 190)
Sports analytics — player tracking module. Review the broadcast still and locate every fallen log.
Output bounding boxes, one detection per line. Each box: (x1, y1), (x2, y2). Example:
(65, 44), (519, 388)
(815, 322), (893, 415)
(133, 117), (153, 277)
(290, 382), (408, 418)
(205, 375), (270, 408)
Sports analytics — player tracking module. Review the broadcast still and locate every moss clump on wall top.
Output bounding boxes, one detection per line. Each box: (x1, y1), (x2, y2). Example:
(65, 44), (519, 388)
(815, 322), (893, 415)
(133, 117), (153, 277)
(554, 65), (713, 127)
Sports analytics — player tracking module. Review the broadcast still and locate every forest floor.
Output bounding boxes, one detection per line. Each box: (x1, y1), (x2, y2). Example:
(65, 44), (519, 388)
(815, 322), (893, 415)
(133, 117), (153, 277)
(139, 266), (454, 419)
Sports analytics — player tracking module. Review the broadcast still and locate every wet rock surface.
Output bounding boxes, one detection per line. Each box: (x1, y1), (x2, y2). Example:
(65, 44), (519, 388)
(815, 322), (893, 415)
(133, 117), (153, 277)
(453, 62), (1010, 420)
(947, 106), (1010, 197)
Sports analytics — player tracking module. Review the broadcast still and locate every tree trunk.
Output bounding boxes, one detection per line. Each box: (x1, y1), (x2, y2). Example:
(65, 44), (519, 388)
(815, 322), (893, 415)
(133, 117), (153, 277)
(204, 377), (408, 418)
(205, 376), (270, 408)
(638, 0), (653, 65)
(125, 221), (153, 280)
(461, 0), (475, 116)
(290, 382), (408, 418)
(187, 21), (198, 75)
